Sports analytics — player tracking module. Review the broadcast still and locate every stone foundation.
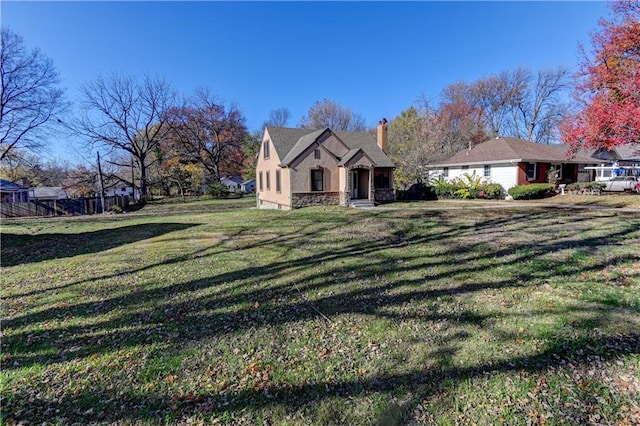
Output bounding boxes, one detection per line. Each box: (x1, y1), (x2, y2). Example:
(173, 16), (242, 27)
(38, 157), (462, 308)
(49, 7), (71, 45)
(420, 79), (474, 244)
(374, 188), (395, 203)
(291, 192), (340, 208)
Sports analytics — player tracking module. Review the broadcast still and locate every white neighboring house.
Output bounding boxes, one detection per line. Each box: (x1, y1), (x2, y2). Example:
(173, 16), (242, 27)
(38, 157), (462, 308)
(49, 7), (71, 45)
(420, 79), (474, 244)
(428, 137), (602, 191)
(104, 185), (139, 199)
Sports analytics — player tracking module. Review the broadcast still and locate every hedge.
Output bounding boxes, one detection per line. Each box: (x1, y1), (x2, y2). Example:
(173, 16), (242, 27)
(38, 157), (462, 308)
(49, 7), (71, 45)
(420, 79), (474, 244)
(507, 183), (555, 200)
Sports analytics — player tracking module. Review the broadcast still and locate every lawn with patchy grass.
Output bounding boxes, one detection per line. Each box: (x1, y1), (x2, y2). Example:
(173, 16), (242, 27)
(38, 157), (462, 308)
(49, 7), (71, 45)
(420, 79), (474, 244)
(2, 199), (639, 425)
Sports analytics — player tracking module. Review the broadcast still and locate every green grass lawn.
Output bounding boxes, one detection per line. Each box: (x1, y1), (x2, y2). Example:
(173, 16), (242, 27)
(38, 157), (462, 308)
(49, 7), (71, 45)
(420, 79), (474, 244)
(2, 199), (639, 425)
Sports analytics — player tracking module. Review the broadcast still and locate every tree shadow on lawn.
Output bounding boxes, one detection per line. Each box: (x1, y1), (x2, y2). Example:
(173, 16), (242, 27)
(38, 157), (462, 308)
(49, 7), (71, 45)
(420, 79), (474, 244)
(6, 332), (639, 424)
(4, 210), (638, 363)
(0, 222), (199, 267)
(3, 209), (640, 423)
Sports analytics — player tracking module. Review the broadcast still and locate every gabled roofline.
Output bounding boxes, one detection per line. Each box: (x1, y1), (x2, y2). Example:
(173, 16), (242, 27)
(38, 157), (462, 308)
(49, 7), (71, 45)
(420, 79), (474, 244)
(338, 148), (377, 167)
(279, 128), (351, 167)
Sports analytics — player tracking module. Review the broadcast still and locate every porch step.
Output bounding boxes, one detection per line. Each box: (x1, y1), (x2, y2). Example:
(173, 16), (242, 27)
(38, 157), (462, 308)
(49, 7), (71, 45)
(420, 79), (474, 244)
(349, 199), (375, 209)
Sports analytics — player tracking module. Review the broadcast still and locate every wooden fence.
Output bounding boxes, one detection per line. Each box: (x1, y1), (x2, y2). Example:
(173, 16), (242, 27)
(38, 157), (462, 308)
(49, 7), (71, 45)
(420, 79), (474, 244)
(0, 196), (130, 218)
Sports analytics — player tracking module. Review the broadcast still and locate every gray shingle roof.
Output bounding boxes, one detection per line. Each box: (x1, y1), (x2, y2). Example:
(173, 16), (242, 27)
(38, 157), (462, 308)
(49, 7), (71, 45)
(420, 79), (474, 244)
(0, 179), (23, 191)
(278, 128), (326, 166)
(433, 137), (601, 166)
(612, 144), (640, 161)
(266, 127), (317, 163)
(334, 130), (394, 168)
(31, 187), (67, 199)
(267, 126), (394, 168)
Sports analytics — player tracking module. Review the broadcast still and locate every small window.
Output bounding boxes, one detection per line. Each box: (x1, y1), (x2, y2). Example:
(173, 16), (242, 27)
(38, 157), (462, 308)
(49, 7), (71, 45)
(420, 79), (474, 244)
(266, 171), (271, 190)
(374, 170), (390, 189)
(311, 169), (323, 191)
(526, 163), (537, 180)
(314, 149), (321, 160)
(462, 165), (469, 170)
(484, 165), (491, 178)
(263, 141), (270, 159)
(259, 172), (263, 191)
(276, 170), (281, 193)
(442, 167), (449, 178)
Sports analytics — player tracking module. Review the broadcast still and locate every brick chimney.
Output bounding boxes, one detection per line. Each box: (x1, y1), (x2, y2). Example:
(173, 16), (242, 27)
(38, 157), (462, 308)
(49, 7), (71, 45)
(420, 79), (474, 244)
(377, 118), (388, 154)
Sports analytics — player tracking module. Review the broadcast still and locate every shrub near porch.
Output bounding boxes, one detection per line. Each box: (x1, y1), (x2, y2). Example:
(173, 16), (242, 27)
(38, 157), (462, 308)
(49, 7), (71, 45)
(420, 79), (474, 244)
(433, 172), (504, 199)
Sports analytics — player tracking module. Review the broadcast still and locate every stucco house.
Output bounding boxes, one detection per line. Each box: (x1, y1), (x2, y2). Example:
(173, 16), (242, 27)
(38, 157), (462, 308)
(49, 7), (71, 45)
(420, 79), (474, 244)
(429, 137), (602, 191)
(256, 121), (395, 210)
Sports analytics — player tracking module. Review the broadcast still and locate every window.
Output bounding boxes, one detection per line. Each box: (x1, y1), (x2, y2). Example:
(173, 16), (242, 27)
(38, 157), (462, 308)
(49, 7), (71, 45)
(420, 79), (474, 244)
(263, 141), (270, 159)
(374, 170), (390, 188)
(462, 165), (469, 170)
(266, 171), (271, 190)
(276, 170), (281, 193)
(314, 149), (321, 159)
(442, 167), (449, 178)
(526, 163), (537, 180)
(311, 169), (323, 191)
(484, 165), (491, 178)
(259, 172), (263, 191)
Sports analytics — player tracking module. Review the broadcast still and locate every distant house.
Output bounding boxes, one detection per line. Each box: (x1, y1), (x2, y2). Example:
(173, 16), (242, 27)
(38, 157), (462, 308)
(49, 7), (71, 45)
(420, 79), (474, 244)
(592, 144), (640, 164)
(220, 176), (243, 192)
(0, 179), (29, 203)
(429, 137), (602, 191)
(104, 185), (138, 199)
(587, 144), (640, 181)
(242, 179), (256, 193)
(30, 187), (68, 200)
(255, 121), (395, 210)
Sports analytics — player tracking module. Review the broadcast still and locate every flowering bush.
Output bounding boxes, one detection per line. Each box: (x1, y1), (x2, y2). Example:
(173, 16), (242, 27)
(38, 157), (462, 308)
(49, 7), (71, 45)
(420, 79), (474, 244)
(432, 172), (505, 200)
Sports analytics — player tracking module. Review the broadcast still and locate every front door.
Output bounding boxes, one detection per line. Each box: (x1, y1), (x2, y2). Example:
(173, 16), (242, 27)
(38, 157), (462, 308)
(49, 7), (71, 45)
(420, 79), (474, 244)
(351, 169), (369, 199)
(351, 170), (359, 199)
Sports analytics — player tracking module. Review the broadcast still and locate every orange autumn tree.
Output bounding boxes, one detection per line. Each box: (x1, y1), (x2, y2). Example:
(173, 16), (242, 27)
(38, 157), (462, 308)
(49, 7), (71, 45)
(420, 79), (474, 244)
(561, 1), (640, 153)
(164, 89), (248, 183)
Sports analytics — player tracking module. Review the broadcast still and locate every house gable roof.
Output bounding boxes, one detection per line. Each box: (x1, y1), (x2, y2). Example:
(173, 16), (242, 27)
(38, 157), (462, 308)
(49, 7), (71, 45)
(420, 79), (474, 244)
(266, 126), (394, 168)
(334, 130), (394, 168)
(433, 137), (601, 166)
(279, 128), (331, 166)
(593, 144), (640, 161)
(31, 187), (67, 199)
(0, 179), (24, 192)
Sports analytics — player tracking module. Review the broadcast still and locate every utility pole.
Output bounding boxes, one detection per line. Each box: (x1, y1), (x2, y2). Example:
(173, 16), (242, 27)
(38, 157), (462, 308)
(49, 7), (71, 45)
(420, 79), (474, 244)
(131, 156), (136, 201)
(97, 151), (106, 214)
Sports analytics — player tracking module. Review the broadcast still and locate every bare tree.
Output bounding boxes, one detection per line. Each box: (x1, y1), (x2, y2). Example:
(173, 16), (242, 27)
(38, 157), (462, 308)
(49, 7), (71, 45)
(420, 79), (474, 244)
(75, 72), (174, 199)
(519, 67), (571, 143)
(470, 67), (570, 143)
(264, 107), (291, 128)
(0, 28), (67, 161)
(164, 88), (248, 182)
(299, 99), (367, 132)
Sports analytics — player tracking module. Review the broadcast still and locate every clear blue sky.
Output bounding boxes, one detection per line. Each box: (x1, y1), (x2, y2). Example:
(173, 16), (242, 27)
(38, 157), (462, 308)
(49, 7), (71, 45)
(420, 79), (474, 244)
(3, 1), (609, 162)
